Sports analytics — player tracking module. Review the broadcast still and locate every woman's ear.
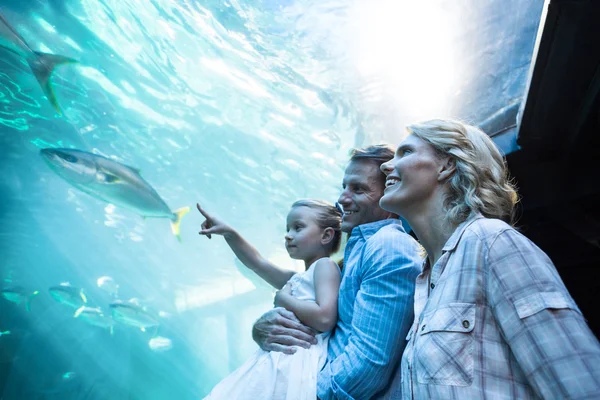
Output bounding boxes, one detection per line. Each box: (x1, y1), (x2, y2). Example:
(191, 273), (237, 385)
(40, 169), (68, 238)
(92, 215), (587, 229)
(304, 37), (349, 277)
(438, 157), (456, 182)
(321, 227), (335, 246)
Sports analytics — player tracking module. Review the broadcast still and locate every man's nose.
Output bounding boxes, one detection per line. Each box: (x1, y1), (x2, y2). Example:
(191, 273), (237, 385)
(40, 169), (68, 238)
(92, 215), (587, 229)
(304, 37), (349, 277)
(338, 190), (351, 206)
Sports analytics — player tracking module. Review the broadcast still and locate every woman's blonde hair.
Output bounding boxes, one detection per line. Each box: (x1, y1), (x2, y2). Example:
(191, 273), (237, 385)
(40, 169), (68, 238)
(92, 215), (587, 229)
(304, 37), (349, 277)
(407, 119), (518, 225)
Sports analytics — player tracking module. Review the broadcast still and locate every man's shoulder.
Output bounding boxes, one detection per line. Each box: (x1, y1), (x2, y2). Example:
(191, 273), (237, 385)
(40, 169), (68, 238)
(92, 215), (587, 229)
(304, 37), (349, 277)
(366, 222), (419, 250)
(370, 221), (414, 240)
(359, 222), (422, 274)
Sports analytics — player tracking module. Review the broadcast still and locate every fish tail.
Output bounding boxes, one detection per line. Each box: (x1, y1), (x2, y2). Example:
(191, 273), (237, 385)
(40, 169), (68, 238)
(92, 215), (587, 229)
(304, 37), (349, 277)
(73, 306), (86, 318)
(25, 291), (39, 312)
(28, 52), (78, 115)
(170, 207), (190, 243)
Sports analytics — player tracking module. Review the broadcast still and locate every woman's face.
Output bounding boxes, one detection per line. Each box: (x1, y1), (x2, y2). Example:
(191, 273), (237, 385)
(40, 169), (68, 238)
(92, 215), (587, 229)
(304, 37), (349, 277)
(379, 134), (447, 217)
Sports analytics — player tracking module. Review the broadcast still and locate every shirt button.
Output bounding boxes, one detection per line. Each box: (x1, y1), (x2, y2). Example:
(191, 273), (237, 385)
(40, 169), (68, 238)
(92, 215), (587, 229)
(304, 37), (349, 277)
(430, 283), (435, 290)
(421, 325), (426, 331)
(462, 320), (470, 329)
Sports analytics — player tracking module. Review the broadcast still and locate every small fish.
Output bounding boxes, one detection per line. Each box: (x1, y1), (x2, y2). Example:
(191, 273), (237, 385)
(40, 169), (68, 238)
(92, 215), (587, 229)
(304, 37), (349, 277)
(74, 306), (114, 334)
(62, 372), (77, 380)
(48, 282), (87, 310)
(97, 276), (118, 297)
(1, 286), (39, 311)
(40, 148), (190, 242)
(0, 13), (77, 115)
(0, 330), (11, 337)
(110, 300), (159, 332)
(148, 336), (172, 352)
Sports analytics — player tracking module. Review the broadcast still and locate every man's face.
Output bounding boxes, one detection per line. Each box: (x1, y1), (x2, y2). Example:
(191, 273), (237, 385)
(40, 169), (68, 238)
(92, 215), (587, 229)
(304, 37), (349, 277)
(337, 160), (392, 233)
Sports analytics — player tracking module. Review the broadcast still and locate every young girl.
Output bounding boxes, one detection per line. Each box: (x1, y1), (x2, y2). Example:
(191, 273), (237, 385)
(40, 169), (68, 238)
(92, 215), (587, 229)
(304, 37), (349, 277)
(196, 199), (342, 400)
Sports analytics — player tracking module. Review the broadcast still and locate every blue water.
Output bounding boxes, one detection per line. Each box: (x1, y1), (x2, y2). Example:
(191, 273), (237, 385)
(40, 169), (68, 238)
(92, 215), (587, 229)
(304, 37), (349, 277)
(0, 0), (544, 398)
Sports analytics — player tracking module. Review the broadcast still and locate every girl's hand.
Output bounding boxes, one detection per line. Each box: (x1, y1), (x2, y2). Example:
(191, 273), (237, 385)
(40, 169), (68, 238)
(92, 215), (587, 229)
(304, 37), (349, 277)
(196, 203), (234, 239)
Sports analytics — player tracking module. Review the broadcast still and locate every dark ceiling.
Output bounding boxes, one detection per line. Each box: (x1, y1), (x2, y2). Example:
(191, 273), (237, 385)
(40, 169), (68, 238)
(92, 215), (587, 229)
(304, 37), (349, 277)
(507, 0), (600, 336)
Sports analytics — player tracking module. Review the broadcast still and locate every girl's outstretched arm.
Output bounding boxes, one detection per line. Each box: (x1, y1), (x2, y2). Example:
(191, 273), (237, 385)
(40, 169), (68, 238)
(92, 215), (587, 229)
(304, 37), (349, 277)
(274, 258), (341, 332)
(197, 203), (295, 289)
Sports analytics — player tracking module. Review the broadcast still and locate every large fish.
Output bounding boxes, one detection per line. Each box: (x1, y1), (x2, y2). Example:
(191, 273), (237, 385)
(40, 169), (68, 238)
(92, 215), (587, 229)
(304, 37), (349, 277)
(110, 300), (160, 332)
(40, 148), (190, 241)
(0, 12), (77, 115)
(1, 286), (39, 311)
(74, 306), (114, 334)
(48, 282), (87, 310)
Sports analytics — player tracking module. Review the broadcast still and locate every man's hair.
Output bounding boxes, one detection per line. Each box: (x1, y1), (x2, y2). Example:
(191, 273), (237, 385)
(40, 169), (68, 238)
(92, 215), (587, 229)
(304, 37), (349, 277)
(407, 119), (518, 225)
(348, 144), (395, 188)
(290, 199), (343, 253)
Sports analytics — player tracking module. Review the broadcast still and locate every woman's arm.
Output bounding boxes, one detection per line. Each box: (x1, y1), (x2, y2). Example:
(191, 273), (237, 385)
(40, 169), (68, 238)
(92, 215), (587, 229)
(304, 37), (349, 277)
(487, 229), (600, 398)
(197, 203), (294, 289)
(274, 258), (341, 332)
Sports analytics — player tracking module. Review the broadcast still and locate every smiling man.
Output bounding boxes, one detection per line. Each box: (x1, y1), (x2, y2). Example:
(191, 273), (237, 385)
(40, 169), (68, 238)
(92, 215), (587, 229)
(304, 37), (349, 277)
(252, 145), (422, 399)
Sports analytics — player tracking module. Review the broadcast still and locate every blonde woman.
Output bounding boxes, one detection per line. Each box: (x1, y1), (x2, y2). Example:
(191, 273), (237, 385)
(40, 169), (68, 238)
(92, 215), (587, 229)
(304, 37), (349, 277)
(380, 119), (600, 399)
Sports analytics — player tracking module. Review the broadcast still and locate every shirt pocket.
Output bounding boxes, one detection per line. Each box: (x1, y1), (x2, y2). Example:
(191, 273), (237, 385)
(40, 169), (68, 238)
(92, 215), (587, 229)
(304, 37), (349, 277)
(414, 303), (476, 386)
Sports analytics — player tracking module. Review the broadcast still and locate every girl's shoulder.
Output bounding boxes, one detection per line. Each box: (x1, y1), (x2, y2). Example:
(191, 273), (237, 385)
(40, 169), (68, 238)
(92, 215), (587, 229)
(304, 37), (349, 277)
(313, 257), (337, 268)
(313, 257), (341, 277)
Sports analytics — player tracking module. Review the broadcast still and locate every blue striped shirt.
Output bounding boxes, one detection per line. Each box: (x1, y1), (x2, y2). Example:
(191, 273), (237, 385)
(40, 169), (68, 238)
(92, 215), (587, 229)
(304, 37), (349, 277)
(317, 219), (422, 400)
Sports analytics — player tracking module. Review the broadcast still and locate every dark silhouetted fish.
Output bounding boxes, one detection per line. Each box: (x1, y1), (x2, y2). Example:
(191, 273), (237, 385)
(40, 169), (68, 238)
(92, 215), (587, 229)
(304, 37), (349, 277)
(1, 286), (39, 311)
(0, 12), (77, 115)
(110, 300), (159, 332)
(49, 282), (87, 310)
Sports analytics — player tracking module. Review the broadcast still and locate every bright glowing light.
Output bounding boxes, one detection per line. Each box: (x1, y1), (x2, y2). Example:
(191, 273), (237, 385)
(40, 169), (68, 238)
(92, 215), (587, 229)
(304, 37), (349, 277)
(346, 0), (458, 118)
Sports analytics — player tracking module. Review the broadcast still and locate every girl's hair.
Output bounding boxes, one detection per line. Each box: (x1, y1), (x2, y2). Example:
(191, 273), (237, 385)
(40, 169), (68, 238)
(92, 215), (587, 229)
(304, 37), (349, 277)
(407, 119), (519, 225)
(291, 199), (343, 253)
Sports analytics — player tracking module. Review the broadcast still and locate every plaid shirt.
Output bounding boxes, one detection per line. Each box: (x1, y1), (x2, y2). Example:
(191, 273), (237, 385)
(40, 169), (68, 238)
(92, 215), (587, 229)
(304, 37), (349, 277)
(317, 219), (422, 400)
(401, 214), (600, 399)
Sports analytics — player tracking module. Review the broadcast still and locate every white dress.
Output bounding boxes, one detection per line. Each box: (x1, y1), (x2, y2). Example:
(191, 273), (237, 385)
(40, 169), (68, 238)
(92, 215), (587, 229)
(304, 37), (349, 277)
(203, 258), (331, 400)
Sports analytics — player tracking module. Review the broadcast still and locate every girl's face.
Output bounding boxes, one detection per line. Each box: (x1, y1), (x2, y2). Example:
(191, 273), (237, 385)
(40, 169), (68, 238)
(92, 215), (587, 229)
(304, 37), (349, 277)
(284, 206), (326, 262)
(379, 134), (447, 217)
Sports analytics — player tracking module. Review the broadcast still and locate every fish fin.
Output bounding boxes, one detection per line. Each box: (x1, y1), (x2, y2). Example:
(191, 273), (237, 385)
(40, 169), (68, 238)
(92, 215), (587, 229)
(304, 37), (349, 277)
(170, 207), (190, 243)
(97, 171), (121, 184)
(25, 291), (39, 312)
(73, 306), (86, 318)
(28, 52), (77, 115)
(126, 165), (141, 175)
(109, 324), (114, 336)
(80, 290), (87, 304)
(140, 327), (146, 332)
